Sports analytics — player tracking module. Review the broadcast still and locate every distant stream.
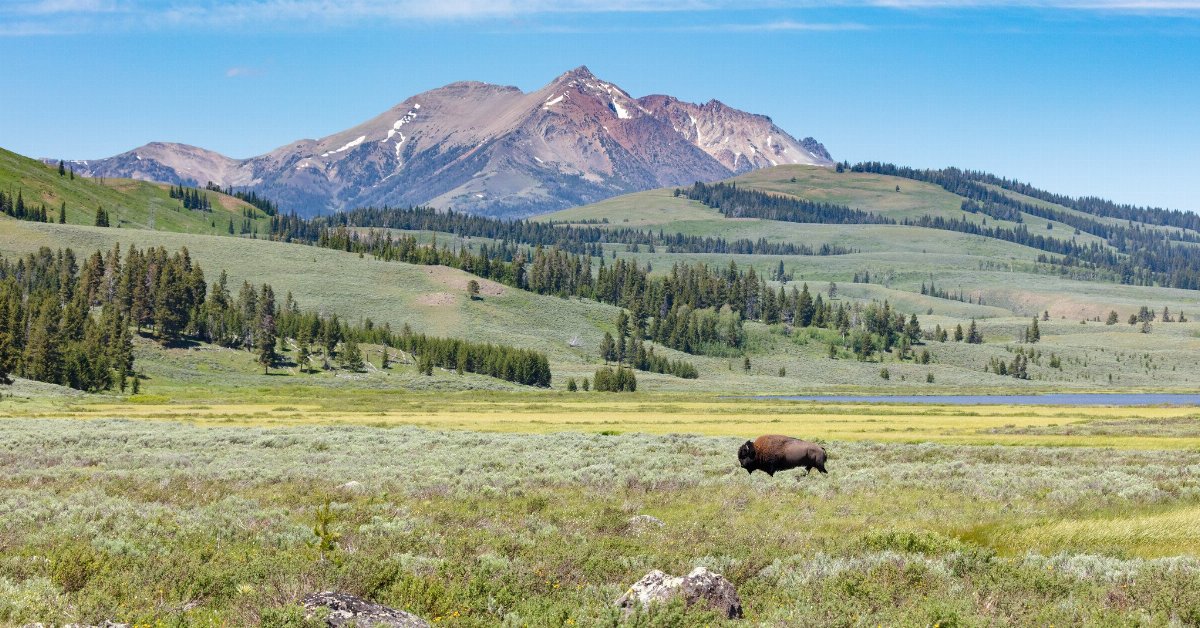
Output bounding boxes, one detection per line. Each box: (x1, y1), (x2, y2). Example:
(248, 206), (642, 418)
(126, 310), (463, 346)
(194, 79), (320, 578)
(740, 394), (1200, 406)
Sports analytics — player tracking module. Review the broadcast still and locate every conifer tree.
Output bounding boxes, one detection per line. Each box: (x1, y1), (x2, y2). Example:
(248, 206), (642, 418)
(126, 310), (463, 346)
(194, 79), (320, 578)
(967, 319), (983, 344)
(600, 332), (616, 364)
(340, 339), (365, 372)
(256, 284), (277, 374)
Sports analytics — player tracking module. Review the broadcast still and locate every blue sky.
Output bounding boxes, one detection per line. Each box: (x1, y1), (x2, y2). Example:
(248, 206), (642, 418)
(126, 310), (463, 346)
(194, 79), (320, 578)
(1, 1), (1198, 211)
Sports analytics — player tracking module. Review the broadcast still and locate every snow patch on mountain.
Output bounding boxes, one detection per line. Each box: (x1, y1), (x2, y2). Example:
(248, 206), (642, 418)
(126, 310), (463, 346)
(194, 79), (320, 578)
(611, 100), (631, 119)
(321, 135), (365, 157)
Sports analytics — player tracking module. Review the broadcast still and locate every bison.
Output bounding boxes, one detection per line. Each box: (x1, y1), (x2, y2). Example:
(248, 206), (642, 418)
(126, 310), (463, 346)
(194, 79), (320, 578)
(738, 434), (827, 476)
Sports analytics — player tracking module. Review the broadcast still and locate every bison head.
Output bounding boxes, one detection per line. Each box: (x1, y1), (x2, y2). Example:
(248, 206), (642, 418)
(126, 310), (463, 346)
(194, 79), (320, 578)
(737, 440), (757, 473)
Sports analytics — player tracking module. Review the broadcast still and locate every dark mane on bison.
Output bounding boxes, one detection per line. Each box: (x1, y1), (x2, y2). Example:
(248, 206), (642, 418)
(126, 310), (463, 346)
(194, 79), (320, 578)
(738, 434), (827, 476)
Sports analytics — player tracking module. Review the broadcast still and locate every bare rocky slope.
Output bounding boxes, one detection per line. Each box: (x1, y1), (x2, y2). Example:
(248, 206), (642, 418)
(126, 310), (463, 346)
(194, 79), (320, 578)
(54, 67), (832, 217)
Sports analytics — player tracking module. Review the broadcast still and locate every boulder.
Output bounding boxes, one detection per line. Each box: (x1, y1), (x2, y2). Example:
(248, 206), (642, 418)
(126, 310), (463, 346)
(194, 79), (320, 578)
(302, 592), (430, 627)
(615, 567), (743, 619)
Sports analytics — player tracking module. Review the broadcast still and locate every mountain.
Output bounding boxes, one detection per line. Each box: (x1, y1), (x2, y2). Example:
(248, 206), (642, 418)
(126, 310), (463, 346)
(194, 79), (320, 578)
(1, 146), (271, 235)
(52, 67), (832, 218)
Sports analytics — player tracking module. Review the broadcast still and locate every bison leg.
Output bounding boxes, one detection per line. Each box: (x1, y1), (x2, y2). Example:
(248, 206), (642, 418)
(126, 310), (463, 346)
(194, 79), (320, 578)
(816, 463), (828, 474)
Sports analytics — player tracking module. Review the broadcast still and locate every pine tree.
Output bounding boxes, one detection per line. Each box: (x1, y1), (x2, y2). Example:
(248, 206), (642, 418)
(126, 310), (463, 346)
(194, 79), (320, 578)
(954, 324), (964, 342)
(153, 261), (188, 344)
(567, 377), (577, 392)
(59, 202), (66, 224)
(256, 284), (277, 374)
(967, 319), (982, 344)
(340, 339), (365, 372)
(58, 160), (66, 176)
(1106, 310), (1119, 325)
(94, 206), (109, 227)
(904, 313), (921, 342)
(797, 283), (814, 326)
(1030, 317), (1040, 343)
(599, 332), (616, 364)
(298, 341), (311, 374)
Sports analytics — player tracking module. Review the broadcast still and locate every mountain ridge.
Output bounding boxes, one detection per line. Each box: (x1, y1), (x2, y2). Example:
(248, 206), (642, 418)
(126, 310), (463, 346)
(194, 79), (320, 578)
(49, 66), (832, 218)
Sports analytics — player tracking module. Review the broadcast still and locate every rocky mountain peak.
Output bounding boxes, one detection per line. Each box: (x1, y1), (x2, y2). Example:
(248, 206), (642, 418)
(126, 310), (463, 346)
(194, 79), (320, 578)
(52, 68), (833, 218)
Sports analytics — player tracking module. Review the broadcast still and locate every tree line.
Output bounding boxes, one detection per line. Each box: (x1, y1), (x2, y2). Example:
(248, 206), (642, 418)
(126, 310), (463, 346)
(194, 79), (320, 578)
(1, 190), (51, 223)
(169, 184), (212, 211)
(852, 162), (1200, 290)
(679, 182), (894, 225)
(0, 247), (135, 391)
(267, 205), (852, 257)
(205, 182), (278, 216)
(0, 244), (551, 390)
(600, 311), (699, 378)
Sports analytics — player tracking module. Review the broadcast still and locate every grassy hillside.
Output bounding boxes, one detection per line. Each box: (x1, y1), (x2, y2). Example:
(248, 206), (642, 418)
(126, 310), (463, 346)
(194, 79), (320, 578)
(3, 219), (1200, 395)
(4, 153), (1199, 395)
(0, 147), (271, 235)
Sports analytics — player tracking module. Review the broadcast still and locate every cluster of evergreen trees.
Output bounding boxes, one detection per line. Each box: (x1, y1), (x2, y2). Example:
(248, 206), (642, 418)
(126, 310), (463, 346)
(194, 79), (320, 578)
(268, 205), (851, 257)
(920, 281), (974, 303)
(351, 323), (552, 387)
(592, 365), (637, 392)
(169, 184), (212, 211)
(0, 247), (136, 391)
(0, 243), (551, 390)
(199, 276), (552, 386)
(925, 319), (983, 344)
(987, 352), (1029, 379)
(600, 312), (698, 378)
(0, 190), (51, 223)
(679, 182), (893, 225)
(205, 182), (277, 216)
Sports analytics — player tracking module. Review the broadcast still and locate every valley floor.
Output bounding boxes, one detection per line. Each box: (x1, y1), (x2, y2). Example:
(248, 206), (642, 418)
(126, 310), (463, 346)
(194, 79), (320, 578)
(1, 394), (1199, 625)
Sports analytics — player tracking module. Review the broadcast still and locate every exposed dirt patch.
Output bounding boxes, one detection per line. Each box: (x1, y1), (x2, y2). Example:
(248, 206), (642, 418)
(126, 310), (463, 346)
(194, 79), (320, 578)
(421, 266), (505, 296)
(417, 291), (457, 306)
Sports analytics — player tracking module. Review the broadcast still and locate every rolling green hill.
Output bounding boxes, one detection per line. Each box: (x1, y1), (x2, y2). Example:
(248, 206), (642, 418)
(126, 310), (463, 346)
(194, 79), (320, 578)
(3, 149), (1200, 396)
(0, 147), (272, 235)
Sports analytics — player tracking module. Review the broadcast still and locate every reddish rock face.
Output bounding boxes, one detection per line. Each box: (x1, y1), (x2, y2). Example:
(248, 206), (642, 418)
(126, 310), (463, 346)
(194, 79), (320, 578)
(56, 66), (832, 218)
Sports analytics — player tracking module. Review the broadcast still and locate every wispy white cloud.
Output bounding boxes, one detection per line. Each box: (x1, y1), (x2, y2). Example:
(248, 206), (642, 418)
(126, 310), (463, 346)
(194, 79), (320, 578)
(0, 0), (1196, 36)
(693, 20), (871, 31)
(225, 65), (265, 78)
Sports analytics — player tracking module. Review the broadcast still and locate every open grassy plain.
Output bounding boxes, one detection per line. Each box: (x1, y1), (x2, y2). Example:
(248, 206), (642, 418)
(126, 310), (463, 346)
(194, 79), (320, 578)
(2, 393), (1199, 626)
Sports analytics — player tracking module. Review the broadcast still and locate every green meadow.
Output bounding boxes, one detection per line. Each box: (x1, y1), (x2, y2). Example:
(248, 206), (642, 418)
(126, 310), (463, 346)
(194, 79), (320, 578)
(3, 154), (1200, 625)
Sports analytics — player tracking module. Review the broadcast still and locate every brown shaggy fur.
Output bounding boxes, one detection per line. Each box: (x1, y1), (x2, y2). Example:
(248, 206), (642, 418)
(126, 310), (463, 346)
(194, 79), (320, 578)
(738, 434), (827, 476)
